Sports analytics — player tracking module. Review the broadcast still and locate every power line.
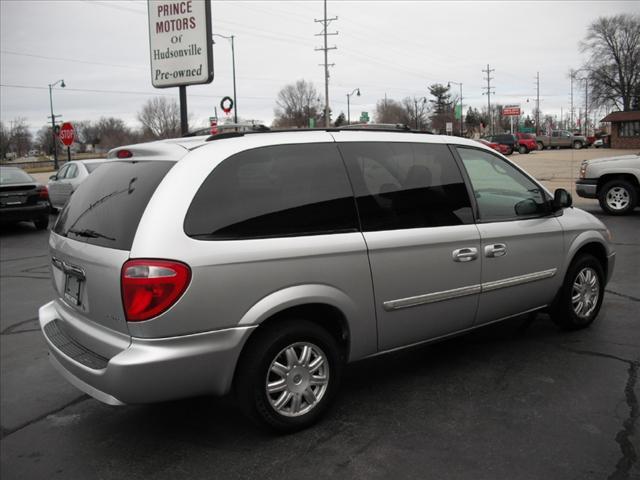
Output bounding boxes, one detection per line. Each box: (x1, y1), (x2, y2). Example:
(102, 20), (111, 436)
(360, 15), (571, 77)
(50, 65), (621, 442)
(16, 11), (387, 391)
(0, 83), (273, 101)
(1, 50), (146, 70)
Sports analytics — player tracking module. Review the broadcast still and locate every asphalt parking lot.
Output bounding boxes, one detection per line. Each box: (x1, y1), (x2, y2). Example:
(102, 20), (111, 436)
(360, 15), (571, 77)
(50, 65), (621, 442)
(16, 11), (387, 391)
(1, 149), (638, 480)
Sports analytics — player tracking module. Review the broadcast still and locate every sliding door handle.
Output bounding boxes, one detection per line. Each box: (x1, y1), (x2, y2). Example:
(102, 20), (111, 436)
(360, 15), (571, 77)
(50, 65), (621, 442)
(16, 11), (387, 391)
(452, 247), (478, 262)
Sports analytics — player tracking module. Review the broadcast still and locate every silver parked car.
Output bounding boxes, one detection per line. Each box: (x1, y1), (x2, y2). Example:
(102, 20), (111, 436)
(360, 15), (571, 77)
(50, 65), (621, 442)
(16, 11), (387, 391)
(576, 153), (640, 215)
(39, 129), (615, 431)
(48, 159), (107, 210)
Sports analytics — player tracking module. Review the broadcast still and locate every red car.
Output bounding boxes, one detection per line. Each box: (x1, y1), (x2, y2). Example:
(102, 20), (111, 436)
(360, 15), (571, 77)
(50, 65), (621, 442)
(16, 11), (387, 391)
(476, 138), (510, 155)
(515, 133), (537, 153)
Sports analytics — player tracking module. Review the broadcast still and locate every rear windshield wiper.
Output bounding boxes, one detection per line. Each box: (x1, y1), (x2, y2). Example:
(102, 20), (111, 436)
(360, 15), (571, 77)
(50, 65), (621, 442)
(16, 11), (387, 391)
(67, 228), (116, 241)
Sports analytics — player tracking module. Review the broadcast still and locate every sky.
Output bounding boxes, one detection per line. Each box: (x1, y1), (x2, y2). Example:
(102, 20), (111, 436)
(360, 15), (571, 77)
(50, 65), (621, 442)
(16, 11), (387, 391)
(1, 0), (639, 135)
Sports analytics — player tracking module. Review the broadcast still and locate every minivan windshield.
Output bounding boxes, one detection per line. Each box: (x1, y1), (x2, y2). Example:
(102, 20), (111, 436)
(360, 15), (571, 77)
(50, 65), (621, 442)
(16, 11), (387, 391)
(53, 161), (175, 250)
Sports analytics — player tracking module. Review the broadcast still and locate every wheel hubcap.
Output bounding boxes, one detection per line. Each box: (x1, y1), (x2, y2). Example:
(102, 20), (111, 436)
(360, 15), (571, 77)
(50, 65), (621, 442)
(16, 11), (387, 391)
(606, 187), (630, 211)
(266, 342), (329, 417)
(571, 267), (600, 319)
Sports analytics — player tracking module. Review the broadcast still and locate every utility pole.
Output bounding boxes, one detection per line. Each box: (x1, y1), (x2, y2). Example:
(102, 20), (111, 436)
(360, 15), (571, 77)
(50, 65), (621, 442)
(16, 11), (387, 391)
(481, 64), (495, 134)
(315, 0), (338, 127)
(534, 72), (541, 136)
(584, 79), (588, 137)
(570, 70), (574, 131)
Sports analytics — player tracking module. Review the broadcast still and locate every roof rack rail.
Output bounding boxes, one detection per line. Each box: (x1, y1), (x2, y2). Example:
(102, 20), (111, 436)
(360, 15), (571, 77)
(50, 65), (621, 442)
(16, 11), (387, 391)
(204, 124), (433, 141)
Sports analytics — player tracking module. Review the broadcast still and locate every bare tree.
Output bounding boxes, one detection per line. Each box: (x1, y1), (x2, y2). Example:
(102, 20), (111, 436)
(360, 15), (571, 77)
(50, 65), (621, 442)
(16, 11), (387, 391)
(95, 117), (136, 150)
(374, 98), (410, 124)
(0, 121), (9, 160)
(273, 79), (321, 128)
(580, 14), (640, 111)
(8, 118), (32, 157)
(138, 97), (181, 138)
(402, 97), (430, 130)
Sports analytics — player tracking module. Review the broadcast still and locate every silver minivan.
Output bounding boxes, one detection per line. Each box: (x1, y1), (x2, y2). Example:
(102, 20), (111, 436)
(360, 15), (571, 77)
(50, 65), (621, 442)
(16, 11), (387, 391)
(39, 129), (615, 431)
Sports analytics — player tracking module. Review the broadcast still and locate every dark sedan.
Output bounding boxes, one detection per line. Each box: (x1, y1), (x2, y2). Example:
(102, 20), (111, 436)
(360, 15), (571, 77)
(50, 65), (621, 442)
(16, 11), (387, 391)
(0, 166), (51, 230)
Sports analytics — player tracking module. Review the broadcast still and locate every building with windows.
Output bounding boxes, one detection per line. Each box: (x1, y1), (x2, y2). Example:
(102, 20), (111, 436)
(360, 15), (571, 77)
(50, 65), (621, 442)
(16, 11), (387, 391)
(600, 111), (640, 149)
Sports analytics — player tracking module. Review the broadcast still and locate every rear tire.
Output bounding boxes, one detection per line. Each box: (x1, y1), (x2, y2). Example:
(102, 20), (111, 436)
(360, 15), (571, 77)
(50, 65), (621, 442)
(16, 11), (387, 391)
(573, 141), (583, 149)
(518, 145), (528, 154)
(34, 216), (49, 230)
(549, 254), (604, 330)
(598, 179), (637, 215)
(235, 318), (343, 433)
(536, 142), (544, 151)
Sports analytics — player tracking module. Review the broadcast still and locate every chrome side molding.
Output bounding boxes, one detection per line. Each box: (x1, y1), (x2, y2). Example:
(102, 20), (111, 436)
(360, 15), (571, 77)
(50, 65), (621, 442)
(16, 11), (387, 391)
(383, 268), (557, 311)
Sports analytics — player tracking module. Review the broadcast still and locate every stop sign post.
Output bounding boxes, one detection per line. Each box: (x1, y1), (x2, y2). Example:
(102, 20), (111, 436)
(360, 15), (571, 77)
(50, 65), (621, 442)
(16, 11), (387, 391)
(58, 122), (74, 163)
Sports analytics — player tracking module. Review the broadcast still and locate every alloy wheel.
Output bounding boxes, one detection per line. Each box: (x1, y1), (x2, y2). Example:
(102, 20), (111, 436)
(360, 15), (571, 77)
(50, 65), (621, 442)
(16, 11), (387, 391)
(571, 267), (600, 319)
(266, 342), (329, 417)
(605, 186), (630, 212)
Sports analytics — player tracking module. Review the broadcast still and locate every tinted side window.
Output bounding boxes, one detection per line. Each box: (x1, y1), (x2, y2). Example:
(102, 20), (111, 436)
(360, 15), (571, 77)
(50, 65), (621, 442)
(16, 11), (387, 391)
(184, 143), (358, 240)
(456, 147), (550, 222)
(339, 142), (473, 231)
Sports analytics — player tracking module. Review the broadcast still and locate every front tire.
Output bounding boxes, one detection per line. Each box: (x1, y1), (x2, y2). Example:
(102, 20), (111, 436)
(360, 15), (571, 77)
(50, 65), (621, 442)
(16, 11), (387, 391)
(550, 254), (604, 330)
(573, 141), (583, 149)
(536, 142), (544, 151)
(235, 319), (343, 432)
(518, 145), (528, 154)
(598, 179), (637, 215)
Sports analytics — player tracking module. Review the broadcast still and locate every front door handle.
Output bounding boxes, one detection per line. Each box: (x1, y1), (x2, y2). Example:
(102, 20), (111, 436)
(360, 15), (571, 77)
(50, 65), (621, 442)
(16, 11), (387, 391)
(452, 247), (478, 262)
(485, 243), (507, 258)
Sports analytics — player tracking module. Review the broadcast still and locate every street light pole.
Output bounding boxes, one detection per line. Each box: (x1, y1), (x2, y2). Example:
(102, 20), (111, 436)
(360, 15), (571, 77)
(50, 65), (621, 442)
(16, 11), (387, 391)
(212, 34), (238, 123)
(346, 88), (360, 125)
(48, 79), (65, 170)
(448, 81), (463, 135)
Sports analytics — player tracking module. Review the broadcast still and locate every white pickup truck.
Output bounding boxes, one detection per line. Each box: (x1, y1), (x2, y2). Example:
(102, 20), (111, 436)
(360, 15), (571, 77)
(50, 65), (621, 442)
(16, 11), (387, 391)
(576, 153), (640, 214)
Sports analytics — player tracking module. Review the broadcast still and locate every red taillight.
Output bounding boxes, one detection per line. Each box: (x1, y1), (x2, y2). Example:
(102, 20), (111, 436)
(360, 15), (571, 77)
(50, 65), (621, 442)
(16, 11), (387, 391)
(121, 259), (191, 322)
(116, 149), (133, 159)
(37, 186), (49, 199)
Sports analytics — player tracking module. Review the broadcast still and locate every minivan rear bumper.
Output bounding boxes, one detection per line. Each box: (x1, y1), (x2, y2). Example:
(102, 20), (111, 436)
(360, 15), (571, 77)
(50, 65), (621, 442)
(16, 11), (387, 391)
(39, 301), (255, 405)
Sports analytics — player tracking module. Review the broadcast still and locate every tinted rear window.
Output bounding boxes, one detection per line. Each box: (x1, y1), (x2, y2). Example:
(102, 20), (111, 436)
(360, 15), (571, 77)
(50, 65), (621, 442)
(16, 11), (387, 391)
(53, 161), (175, 250)
(0, 168), (33, 185)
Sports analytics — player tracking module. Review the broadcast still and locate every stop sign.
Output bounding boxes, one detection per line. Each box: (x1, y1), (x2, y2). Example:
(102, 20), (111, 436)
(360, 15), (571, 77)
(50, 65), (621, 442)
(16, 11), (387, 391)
(59, 122), (75, 146)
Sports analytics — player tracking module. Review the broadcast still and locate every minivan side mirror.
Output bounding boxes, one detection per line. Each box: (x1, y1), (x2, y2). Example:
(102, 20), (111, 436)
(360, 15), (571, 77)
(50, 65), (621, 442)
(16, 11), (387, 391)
(553, 188), (573, 210)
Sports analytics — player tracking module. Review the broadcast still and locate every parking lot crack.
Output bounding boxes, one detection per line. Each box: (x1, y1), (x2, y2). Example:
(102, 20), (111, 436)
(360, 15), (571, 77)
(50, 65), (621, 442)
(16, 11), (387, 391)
(0, 254), (49, 263)
(554, 346), (638, 480)
(0, 395), (89, 439)
(605, 289), (640, 303)
(0, 317), (39, 336)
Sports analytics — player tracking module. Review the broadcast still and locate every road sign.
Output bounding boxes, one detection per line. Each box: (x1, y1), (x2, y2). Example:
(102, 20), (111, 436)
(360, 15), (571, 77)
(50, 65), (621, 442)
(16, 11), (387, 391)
(147, 0), (213, 88)
(59, 122), (75, 146)
(360, 112), (369, 123)
(209, 117), (218, 135)
(503, 105), (521, 116)
(446, 122), (453, 134)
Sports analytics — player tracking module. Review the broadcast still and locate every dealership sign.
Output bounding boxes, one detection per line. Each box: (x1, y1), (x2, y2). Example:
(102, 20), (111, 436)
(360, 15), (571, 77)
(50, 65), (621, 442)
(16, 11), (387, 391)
(503, 105), (521, 116)
(147, 0), (213, 88)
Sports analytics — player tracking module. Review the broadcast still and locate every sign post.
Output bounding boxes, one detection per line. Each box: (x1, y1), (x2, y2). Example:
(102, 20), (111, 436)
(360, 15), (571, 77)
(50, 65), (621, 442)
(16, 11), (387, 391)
(59, 122), (74, 163)
(147, 0), (214, 135)
(502, 105), (521, 134)
(446, 122), (453, 135)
